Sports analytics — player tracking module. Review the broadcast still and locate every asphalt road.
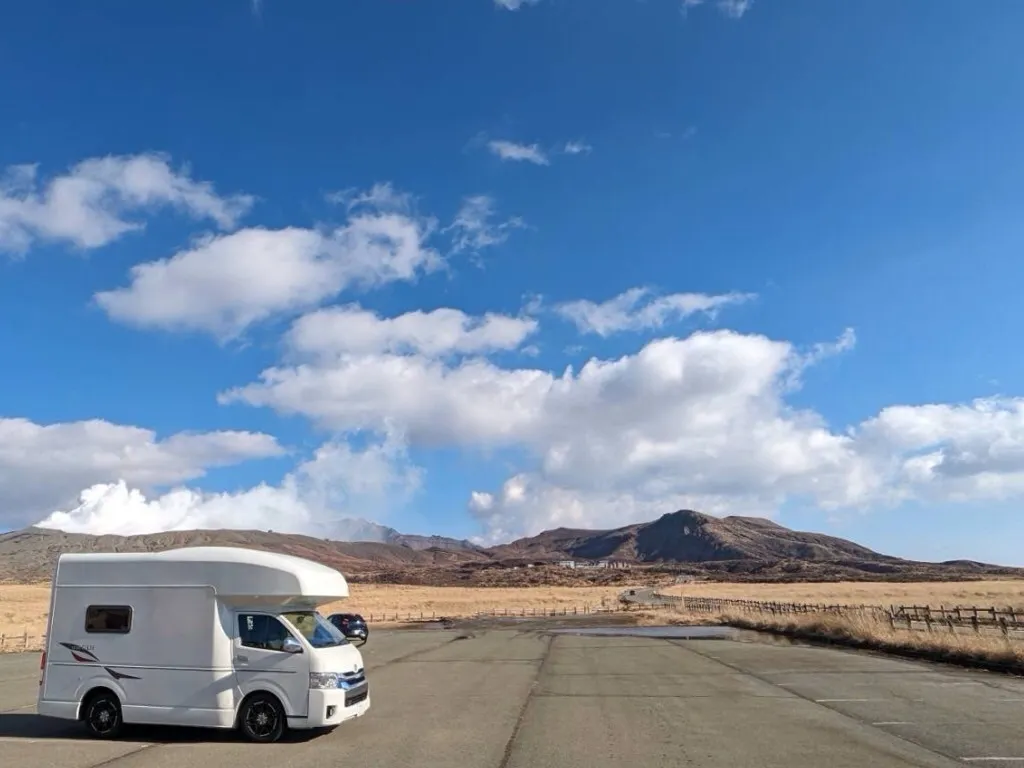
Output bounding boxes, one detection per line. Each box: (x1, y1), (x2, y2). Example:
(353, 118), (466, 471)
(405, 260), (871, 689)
(4, 627), (1024, 767)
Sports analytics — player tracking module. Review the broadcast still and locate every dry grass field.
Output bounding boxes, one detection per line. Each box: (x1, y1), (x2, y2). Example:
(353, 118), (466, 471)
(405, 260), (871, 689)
(0, 583), (627, 641)
(8, 580), (1024, 663)
(634, 605), (1024, 667)
(660, 579), (1024, 607)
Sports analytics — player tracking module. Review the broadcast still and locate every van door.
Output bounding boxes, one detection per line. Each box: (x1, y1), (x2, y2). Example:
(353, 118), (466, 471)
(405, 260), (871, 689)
(232, 613), (309, 719)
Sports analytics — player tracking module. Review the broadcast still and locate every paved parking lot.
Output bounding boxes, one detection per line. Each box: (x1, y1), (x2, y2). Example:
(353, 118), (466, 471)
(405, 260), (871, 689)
(3, 627), (1024, 767)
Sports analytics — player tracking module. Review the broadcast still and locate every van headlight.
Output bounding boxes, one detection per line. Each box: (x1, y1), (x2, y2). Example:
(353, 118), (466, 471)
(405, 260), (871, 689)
(309, 672), (339, 689)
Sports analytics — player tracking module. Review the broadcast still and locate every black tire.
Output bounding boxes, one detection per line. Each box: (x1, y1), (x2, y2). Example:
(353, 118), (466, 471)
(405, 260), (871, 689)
(238, 693), (286, 743)
(82, 690), (124, 740)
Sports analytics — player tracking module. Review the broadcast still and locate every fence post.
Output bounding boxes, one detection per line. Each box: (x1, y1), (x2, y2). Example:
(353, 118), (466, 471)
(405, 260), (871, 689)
(23, 630), (28, 650)
(0, 634), (4, 650)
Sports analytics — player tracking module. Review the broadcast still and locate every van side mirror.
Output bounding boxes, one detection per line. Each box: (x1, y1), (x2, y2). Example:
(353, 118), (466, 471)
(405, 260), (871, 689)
(282, 636), (303, 654)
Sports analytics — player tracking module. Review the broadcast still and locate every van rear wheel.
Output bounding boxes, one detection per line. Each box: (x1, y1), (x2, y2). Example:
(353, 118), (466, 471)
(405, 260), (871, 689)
(83, 691), (124, 740)
(239, 693), (286, 743)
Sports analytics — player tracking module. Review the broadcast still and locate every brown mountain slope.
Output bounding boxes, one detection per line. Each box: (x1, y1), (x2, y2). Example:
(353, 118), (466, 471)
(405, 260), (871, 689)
(1, 509), (1019, 584)
(0, 528), (489, 583)
(493, 509), (897, 563)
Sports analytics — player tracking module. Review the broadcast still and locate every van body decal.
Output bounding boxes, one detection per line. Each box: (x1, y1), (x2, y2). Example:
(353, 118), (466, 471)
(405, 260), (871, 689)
(58, 642), (141, 680)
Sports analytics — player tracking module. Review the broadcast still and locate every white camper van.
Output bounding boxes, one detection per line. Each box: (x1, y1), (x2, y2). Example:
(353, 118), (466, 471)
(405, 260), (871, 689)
(37, 547), (370, 743)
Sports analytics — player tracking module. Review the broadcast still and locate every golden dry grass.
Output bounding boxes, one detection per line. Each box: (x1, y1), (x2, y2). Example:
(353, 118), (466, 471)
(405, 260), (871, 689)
(660, 580), (1024, 607)
(0, 583), (626, 640)
(632, 604), (1024, 667)
(323, 584), (625, 622)
(0, 584), (50, 641)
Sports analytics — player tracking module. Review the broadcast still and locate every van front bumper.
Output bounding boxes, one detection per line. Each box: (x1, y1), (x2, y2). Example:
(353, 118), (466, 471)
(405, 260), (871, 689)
(299, 684), (371, 729)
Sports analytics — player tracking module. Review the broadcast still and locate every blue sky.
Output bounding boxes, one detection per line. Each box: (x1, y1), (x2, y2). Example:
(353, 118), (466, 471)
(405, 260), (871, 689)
(2, 0), (1023, 564)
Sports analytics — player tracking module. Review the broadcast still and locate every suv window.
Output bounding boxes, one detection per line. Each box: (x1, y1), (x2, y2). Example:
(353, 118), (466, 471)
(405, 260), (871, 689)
(85, 605), (132, 634)
(237, 613), (296, 652)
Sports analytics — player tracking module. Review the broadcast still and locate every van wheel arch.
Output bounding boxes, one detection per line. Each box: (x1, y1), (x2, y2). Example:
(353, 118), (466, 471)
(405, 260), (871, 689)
(236, 691), (287, 743)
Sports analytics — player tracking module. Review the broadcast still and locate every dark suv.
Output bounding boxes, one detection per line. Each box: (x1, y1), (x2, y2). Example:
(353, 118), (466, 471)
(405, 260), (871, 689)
(327, 612), (368, 645)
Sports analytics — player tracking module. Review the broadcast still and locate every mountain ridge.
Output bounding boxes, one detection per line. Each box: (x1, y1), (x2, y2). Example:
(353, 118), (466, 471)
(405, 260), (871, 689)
(1, 509), (1018, 584)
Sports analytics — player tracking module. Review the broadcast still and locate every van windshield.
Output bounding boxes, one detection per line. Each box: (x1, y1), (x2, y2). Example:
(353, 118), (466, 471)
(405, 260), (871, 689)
(280, 611), (349, 648)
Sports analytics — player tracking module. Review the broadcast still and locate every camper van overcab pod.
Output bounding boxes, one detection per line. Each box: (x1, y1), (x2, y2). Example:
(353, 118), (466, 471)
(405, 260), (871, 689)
(37, 547), (370, 743)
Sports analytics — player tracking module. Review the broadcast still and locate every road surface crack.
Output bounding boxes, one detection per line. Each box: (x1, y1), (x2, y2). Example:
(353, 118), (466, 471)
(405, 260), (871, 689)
(497, 633), (553, 768)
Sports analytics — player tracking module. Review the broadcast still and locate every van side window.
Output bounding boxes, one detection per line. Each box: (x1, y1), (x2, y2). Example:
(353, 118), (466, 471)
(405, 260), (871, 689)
(237, 614), (294, 652)
(85, 606), (132, 634)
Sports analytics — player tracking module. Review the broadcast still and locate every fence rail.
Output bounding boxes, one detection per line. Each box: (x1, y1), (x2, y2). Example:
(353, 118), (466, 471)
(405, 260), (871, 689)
(0, 603), (631, 652)
(8, 597), (1023, 652)
(661, 595), (1024, 636)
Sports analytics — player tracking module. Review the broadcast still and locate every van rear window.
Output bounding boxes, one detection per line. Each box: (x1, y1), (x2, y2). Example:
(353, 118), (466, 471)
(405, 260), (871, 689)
(85, 606), (132, 634)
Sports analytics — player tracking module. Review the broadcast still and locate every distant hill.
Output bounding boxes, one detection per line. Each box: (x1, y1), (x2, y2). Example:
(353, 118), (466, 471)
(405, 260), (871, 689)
(1, 509), (1020, 584)
(489, 509), (892, 563)
(0, 527), (488, 583)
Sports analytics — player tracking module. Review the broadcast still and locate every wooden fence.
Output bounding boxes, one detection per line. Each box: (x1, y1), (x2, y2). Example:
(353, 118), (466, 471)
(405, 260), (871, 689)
(0, 631), (40, 652)
(0, 603), (631, 652)
(663, 595), (1024, 636)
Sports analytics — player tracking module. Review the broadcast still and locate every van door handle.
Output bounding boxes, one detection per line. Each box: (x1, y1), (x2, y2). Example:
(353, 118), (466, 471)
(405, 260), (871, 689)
(235, 654), (249, 664)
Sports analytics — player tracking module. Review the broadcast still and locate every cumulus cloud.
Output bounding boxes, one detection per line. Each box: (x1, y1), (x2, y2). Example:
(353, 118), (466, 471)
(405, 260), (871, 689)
(0, 418), (281, 530)
(216, 297), (1024, 542)
(32, 298), (1024, 543)
(556, 287), (755, 336)
(0, 153), (253, 255)
(94, 188), (443, 339)
(487, 140), (550, 165)
(446, 195), (526, 255)
(36, 437), (420, 538)
(222, 326), (873, 505)
(286, 304), (539, 360)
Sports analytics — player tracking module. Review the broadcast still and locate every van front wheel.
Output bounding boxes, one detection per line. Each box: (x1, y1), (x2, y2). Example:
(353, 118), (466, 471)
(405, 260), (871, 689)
(83, 691), (123, 740)
(239, 693), (286, 743)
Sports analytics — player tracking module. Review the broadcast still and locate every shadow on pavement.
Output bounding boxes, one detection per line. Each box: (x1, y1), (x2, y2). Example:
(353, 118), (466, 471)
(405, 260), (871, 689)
(0, 713), (329, 744)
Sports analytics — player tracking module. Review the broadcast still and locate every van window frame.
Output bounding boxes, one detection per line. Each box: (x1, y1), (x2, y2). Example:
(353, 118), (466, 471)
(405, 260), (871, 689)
(84, 605), (133, 634)
(235, 611), (303, 654)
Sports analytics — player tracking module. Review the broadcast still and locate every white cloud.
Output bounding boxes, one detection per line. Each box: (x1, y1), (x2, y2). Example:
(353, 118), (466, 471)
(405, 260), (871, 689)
(556, 286), (755, 336)
(717, 0), (753, 18)
(286, 304), (538, 360)
(493, 0), (540, 9)
(487, 140), (550, 166)
(221, 326), (878, 541)
(33, 293), (1024, 544)
(563, 140), (593, 155)
(0, 153), (253, 255)
(95, 189), (443, 339)
(0, 418), (281, 530)
(683, 0), (753, 18)
(497, 0), (751, 18)
(222, 300), (1024, 541)
(327, 182), (413, 214)
(854, 398), (1024, 502)
(446, 195), (525, 254)
(37, 437), (420, 538)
